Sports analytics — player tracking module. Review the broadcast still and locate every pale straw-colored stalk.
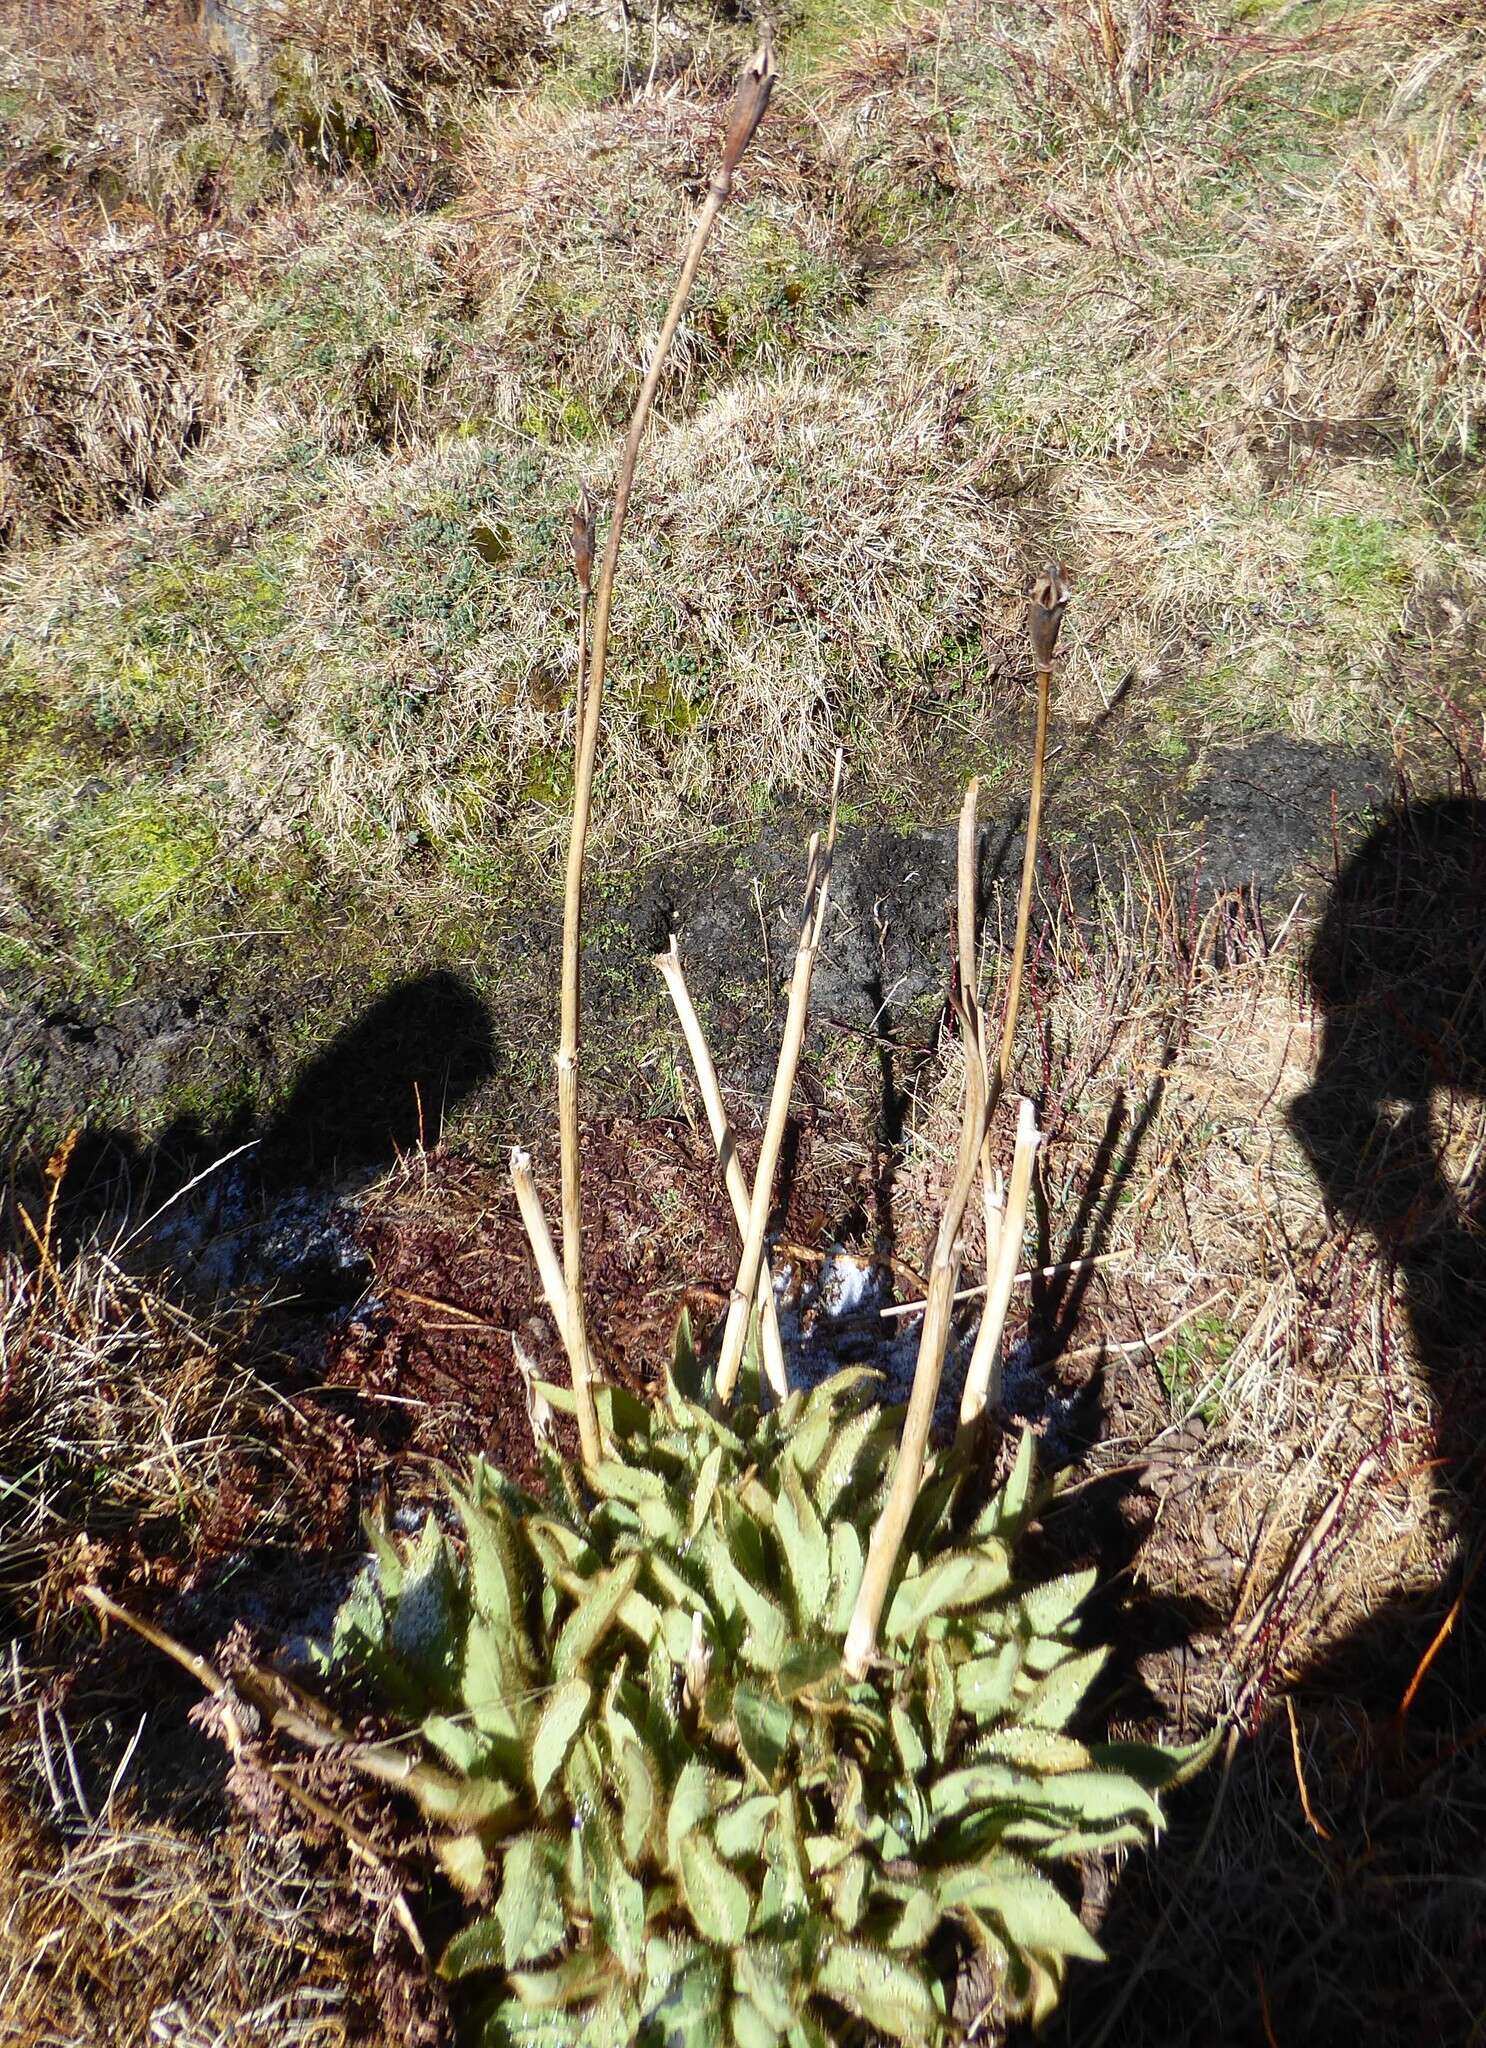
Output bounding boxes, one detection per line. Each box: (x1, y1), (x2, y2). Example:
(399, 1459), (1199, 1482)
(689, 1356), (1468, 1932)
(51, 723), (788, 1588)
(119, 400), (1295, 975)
(843, 570), (1069, 1673)
(714, 749), (843, 1405)
(957, 1096), (1041, 1430)
(995, 564), (1069, 1087)
(843, 797), (990, 1678)
(654, 939), (789, 1397)
(844, 995), (988, 1678)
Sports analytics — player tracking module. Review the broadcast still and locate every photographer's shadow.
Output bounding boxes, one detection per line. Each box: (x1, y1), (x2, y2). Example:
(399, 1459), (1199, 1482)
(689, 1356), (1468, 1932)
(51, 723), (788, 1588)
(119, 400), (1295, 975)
(1049, 793), (1486, 2047)
(1292, 794), (1486, 1398)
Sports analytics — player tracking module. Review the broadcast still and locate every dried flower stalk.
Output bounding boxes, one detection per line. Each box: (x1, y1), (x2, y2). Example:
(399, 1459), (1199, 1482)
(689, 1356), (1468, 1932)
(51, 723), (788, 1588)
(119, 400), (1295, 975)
(845, 993), (987, 1679)
(545, 42), (776, 1464)
(511, 1145), (600, 1466)
(997, 563), (1070, 1085)
(843, 787), (992, 1677)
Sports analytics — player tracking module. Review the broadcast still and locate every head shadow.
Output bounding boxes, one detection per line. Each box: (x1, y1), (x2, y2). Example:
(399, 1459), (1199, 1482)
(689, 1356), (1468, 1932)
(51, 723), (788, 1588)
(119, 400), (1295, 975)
(1291, 793), (1486, 1401)
(39, 969), (496, 1294)
(253, 966), (496, 1189)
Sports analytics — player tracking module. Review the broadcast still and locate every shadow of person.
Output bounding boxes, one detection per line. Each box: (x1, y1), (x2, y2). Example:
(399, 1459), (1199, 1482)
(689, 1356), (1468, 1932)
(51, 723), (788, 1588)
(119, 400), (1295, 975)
(1291, 794), (1486, 1387)
(1040, 794), (1486, 2048)
(253, 966), (496, 1188)
(38, 969), (496, 1301)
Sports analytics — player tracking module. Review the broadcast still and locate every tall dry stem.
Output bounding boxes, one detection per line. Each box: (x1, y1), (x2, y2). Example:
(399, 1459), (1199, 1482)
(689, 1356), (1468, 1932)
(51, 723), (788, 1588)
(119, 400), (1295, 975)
(844, 993), (987, 1677)
(996, 564), (1070, 1086)
(535, 41), (775, 1463)
(843, 793), (991, 1677)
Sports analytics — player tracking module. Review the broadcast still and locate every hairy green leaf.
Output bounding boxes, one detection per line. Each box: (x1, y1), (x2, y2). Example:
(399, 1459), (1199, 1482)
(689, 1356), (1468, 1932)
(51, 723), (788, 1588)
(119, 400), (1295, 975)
(816, 1942), (938, 2042)
(973, 1726), (1092, 1774)
(924, 1641), (954, 1761)
(715, 1792), (776, 1861)
(735, 1684), (792, 1784)
(531, 1678), (592, 1801)
(886, 1547), (1011, 1642)
(678, 1831), (752, 1947)
(554, 1555), (643, 1679)
(942, 1855), (1104, 1964)
(584, 1809), (645, 1980)
(690, 1444), (724, 1539)
(1019, 1566), (1097, 1635)
(1020, 1647), (1108, 1730)
(667, 1758), (717, 1866)
(825, 1520), (863, 1635)
(494, 1834), (567, 1969)
(776, 1462), (830, 1622)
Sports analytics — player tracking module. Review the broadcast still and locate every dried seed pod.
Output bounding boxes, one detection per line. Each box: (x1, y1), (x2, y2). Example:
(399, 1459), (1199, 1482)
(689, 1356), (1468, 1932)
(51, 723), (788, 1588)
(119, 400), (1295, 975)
(571, 486), (596, 596)
(1029, 561), (1071, 669)
(714, 38), (777, 196)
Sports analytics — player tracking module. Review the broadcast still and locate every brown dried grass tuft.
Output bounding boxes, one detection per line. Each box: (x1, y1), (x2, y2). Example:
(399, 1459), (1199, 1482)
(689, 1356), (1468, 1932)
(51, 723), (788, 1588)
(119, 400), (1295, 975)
(0, 1777), (348, 2048)
(456, 86), (860, 428)
(0, 205), (245, 548)
(1261, 122), (1486, 445)
(0, 1213), (357, 2047)
(263, 0), (539, 101)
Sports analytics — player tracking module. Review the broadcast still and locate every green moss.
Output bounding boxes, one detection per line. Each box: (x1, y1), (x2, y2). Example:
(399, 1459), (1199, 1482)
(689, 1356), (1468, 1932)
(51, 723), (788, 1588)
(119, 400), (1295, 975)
(1304, 512), (1410, 606)
(517, 389), (605, 445)
(782, 0), (903, 73)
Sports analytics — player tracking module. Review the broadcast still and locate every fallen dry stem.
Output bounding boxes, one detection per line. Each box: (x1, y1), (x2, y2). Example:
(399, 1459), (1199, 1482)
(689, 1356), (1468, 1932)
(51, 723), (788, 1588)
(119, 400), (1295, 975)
(715, 748), (842, 1404)
(556, 41), (775, 1459)
(655, 939), (788, 1396)
(76, 1585), (428, 1953)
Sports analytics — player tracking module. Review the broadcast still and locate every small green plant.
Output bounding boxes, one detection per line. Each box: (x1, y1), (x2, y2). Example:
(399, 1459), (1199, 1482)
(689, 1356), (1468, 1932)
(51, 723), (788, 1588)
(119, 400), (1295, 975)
(327, 1334), (1200, 2044)
(1155, 1312), (1235, 1427)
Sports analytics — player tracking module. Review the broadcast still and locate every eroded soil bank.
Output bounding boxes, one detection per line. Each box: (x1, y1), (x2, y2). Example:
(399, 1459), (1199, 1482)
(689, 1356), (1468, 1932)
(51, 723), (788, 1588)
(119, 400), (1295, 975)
(6, 732), (1386, 1191)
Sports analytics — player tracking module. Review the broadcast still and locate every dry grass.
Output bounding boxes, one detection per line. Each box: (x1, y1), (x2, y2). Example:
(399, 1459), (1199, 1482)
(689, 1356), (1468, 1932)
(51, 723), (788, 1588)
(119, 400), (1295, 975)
(0, 0), (540, 546)
(456, 87), (860, 430)
(0, 206), (245, 548)
(891, 810), (1486, 2040)
(0, 1210), (360, 2047)
(1262, 110), (1486, 448)
(3, 361), (1020, 893)
(0, 1780), (346, 2048)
